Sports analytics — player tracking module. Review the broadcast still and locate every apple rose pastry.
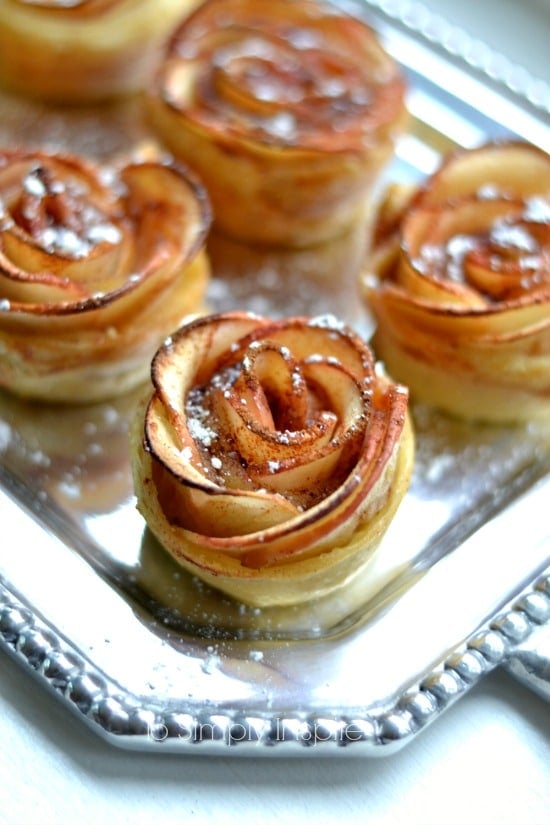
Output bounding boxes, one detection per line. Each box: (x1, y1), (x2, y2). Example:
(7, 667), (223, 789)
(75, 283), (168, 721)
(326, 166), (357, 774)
(0, 0), (199, 103)
(147, 0), (407, 248)
(130, 311), (414, 607)
(360, 141), (550, 423)
(0, 147), (211, 403)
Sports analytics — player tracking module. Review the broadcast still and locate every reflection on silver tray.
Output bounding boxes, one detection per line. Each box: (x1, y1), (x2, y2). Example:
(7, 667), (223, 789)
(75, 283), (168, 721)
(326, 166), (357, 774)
(0, 0), (549, 756)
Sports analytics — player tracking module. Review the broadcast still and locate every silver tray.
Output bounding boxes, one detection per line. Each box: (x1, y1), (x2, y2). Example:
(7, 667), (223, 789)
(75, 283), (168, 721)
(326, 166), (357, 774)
(0, 0), (549, 756)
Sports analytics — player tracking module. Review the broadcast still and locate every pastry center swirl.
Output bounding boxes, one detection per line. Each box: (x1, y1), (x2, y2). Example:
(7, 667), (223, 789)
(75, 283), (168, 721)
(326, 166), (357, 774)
(407, 194), (550, 303)
(6, 164), (121, 260)
(206, 33), (371, 130)
(183, 337), (369, 510)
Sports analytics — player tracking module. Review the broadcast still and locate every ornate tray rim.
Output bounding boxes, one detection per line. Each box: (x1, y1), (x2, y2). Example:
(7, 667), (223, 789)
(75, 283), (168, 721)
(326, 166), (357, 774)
(1, 549), (549, 755)
(0, 0), (549, 756)
(353, 0), (550, 119)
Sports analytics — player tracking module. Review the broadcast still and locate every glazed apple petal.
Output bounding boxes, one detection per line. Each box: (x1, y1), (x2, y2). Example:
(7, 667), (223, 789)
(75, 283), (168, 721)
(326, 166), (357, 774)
(0, 229), (134, 305)
(400, 199), (535, 306)
(236, 342), (310, 431)
(145, 397), (301, 537)
(2, 224), (129, 280)
(248, 425), (365, 497)
(418, 143), (550, 205)
(203, 31), (308, 118)
(153, 475), (302, 539)
(120, 162), (208, 254)
(463, 244), (539, 301)
(253, 317), (375, 379)
(152, 314), (263, 434)
(371, 296), (550, 399)
(237, 383), (409, 568)
(370, 283), (550, 343)
(301, 358), (368, 430)
(146, 395), (305, 534)
(212, 390), (338, 465)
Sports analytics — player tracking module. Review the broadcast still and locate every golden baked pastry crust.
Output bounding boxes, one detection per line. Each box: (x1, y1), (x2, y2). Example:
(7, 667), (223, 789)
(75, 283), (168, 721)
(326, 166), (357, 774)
(147, 0), (407, 248)
(360, 141), (550, 423)
(130, 311), (414, 607)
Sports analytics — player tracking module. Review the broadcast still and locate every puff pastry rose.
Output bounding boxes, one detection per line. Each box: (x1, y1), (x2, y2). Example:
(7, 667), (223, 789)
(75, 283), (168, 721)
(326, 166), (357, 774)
(147, 0), (407, 248)
(130, 311), (414, 607)
(0, 0), (199, 102)
(0, 148), (211, 403)
(360, 141), (550, 423)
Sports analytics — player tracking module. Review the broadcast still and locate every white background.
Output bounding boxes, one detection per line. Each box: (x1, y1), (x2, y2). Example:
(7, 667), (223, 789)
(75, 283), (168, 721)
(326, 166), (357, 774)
(1, 1), (549, 823)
